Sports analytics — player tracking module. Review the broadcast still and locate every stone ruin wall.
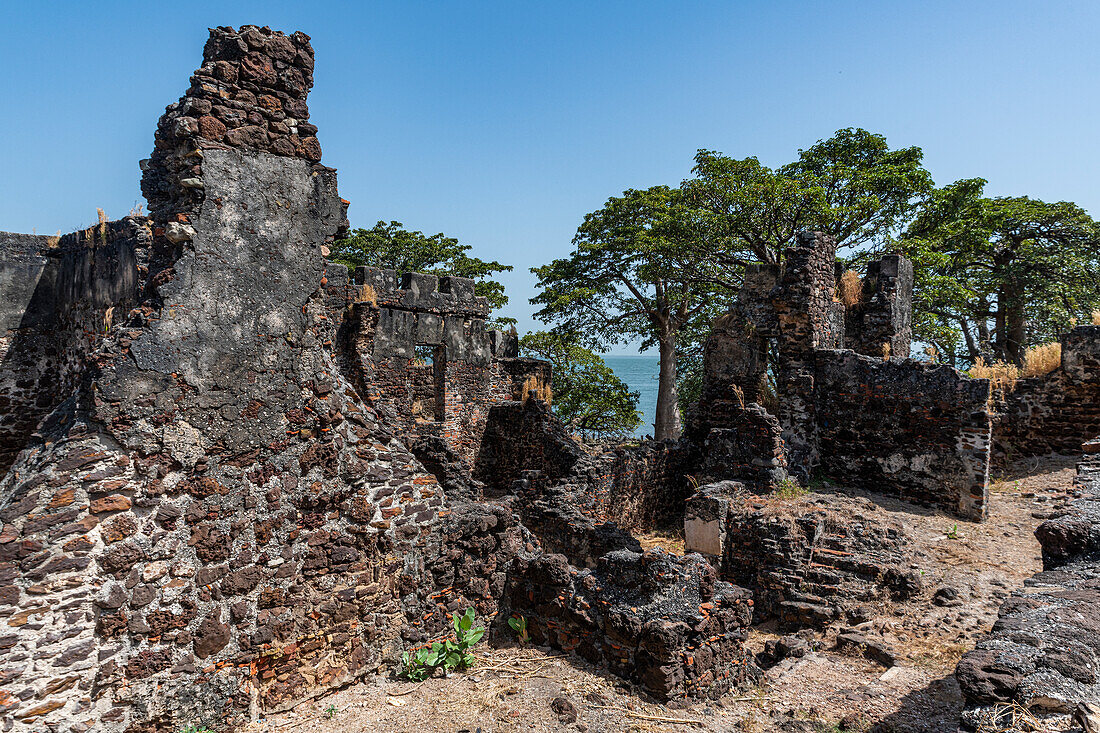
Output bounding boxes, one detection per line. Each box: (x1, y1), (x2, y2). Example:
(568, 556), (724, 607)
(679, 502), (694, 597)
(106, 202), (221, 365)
(0, 26), (757, 731)
(336, 265), (550, 495)
(2, 22), (1096, 733)
(0, 223), (148, 477)
(684, 481), (922, 630)
(692, 231), (993, 521)
(991, 324), (1100, 460)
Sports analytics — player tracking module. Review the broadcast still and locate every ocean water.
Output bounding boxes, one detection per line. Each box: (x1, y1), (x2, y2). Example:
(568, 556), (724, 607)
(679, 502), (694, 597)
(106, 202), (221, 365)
(603, 355), (660, 438)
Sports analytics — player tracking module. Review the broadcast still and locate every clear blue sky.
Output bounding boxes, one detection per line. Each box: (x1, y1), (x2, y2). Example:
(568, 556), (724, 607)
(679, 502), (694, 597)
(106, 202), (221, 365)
(2, 1), (1097, 353)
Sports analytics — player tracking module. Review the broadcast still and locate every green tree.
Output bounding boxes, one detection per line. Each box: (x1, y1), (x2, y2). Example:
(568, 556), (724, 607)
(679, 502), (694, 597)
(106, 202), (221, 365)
(331, 221), (515, 324)
(683, 128), (933, 266)
(519, 331), (641, 440)
(531, 186), (732, 440)
(902, 179), (1100, 367)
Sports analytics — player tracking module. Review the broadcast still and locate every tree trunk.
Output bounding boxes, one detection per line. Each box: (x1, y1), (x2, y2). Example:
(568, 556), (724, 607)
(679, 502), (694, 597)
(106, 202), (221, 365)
(654, 332), (682, 441)
(994, 287), (1008, 362)
(1005, 293), (1026, 368)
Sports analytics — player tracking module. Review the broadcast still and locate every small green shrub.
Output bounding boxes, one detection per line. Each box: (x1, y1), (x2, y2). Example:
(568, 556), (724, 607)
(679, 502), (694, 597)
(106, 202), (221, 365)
(324, 703), (337, 719)
(508, 615), (530, 644)
(180, 726), (213, 733)
(772, 477), (808, 500)
(401, 607), (485, 681)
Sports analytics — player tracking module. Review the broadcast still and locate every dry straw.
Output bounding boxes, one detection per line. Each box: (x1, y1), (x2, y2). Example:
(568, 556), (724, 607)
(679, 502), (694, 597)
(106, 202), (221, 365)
(1022, 342), (1061, 377)
(837, 270), (863, 307)
(969, 358), (1019, 391)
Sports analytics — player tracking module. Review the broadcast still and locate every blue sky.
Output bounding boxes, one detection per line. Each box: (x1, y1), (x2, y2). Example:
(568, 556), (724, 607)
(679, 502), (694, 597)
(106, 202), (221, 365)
(2, 1), (1097, 353)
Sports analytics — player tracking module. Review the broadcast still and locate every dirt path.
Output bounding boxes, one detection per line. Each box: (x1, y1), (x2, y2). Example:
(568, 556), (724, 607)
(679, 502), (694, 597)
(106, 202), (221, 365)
(258, 456), (1077, 733)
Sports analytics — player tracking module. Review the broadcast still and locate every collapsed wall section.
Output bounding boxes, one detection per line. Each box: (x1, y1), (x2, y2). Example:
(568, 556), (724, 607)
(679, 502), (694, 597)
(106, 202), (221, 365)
(340, 266), (548, 490)
(0, 27), (471, 731)
(691, 231), (990, 519)
(684, 481), (922, 630)
(0, 26), (759, 731)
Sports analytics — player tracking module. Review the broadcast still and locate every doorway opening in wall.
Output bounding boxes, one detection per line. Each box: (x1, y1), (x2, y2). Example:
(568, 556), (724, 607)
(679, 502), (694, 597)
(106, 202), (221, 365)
(410, 344), (445, 422)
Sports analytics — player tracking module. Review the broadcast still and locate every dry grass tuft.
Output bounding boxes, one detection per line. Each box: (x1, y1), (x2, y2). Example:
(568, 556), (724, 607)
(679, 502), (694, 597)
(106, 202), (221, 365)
(1093, 308), (1100, 326)
(97, 207), (108, 225)
(521, 375), (552, 404)
(969, 358), (1019, 391)
(837, 270), (863, 308)
(1022, 342), (1061, 377)
(359, 283), (378, 306)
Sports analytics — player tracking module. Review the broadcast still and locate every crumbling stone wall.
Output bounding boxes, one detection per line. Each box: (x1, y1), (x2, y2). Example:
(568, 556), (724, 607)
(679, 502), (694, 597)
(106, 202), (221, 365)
(684, 481), (921, 630)
(814, 351), (993, 520)
(0, 221), (147, 475)
(844, 254), (914, 360)
(993, 325), (1100, 459)
(504, 549), (756, 700)
(957, 442), (1100, 720)
(0, 28), (473, 731)
(338, 266), (547, 484)
(0, 26), (757, 731)
(692, 232), (991, 520)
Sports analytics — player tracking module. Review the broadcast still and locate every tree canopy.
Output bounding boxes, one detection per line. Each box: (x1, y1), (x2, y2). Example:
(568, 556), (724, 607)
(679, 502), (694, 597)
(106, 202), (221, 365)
(519, 331), (640, 441)
(902, 179), (1100, 367)
(331, 221), (514, 321)
(531, 185), (733, 440)
(683, 128), (933, 267)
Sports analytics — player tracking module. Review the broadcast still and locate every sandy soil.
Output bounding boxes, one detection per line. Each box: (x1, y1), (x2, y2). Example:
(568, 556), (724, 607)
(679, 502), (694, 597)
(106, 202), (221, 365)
(256, 455), (1078, 733)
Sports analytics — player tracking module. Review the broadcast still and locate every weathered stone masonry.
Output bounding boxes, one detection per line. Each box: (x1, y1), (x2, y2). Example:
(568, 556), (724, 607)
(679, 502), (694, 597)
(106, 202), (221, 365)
(0, 26), (756, 731)
(993, 325), (1100, 459)
(691, 231), (992, 520)
(336, 265), (549, 493)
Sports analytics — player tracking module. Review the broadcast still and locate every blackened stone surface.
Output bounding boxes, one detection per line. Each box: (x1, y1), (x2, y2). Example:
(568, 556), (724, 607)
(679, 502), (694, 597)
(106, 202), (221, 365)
(958, 453), (1100, 717)
(685, 482), (921, 630)
(504, 549), (755, 700)
(993, 326), (1100, 459)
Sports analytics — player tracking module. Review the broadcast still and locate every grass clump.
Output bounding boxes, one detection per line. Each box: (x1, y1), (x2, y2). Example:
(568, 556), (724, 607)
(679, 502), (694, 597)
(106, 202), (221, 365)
(969, 357), (1019, 391)
(837, 270), (863, 308)
(1022, 341), (1061, 377)
(1092, 308), (1100, 326)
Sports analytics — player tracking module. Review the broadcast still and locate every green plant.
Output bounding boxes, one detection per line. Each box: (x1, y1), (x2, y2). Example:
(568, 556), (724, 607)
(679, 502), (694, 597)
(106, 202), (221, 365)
(772, 477), (808, 500)
(400, 607), (485, 681)
(324, 703), (337, 719)
(946, 523), (960, 540)
(508, 615), (531, 644)
(180, 726), (212, 733)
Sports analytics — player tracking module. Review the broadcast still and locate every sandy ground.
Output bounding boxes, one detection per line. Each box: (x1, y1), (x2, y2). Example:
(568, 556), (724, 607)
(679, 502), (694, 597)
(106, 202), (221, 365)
(255, 455), (1078, 733)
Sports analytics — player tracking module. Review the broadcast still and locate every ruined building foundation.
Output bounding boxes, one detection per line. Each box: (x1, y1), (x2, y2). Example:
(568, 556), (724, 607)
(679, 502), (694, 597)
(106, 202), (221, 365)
(1, 24), (1099, 733)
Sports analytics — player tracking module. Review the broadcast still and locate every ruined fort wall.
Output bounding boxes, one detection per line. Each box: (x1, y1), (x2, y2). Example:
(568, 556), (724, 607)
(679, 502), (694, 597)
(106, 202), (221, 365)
(343, 266), (545, 476)
(684, 481), (921, 630)
(813, 350), (992, 520)
(0, 26), (763, 730)
(993, 325), (1100, 459)
(0, 28), (478, 731)
(0, 222), (146, 476)
(844, 254), (914, 360)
